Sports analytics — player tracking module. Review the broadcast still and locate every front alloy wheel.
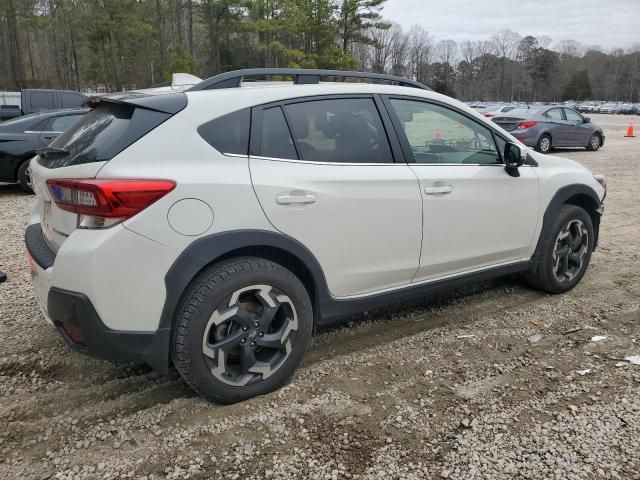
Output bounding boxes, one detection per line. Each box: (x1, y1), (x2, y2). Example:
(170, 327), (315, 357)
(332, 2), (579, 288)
(525, 204), (594, 294)
(587, 134), (601, 151)
(202, 284), (298, 387)
(552, 219), (589, 283)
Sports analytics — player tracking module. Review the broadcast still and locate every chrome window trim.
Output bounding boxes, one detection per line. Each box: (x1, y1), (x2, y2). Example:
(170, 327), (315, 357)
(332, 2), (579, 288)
(249, 154), (530, 168)
(250, 155), (407, 166)
(23, 130), (63, 134)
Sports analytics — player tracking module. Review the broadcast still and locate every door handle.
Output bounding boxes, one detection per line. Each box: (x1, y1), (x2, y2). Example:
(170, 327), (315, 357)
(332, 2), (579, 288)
(424, 186), (453, 195)
(276, 193), (317, 205)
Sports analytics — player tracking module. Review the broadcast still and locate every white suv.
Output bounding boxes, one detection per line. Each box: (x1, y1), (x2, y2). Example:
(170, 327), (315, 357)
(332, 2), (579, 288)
(25, 69), (606, 403)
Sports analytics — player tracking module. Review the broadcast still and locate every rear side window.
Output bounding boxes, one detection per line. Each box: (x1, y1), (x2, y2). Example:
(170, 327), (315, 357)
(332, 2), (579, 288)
(284, 98), (393, 163)
(198, 108), (250, 155)
(50, 114), (84, 132)
(39, 103), (171, 168)
(260, 107), (298, 160)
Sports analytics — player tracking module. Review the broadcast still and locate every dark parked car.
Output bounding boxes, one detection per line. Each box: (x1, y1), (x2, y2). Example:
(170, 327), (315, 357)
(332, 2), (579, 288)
(615, 103), (634, 115)
(0, 89), (87, 121)
(0, 108), (88, 192)
(493, 106), (605, 154)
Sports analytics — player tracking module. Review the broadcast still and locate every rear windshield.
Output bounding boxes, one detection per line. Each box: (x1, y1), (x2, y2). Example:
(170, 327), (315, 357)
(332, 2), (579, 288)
(38, 102), (171, 168)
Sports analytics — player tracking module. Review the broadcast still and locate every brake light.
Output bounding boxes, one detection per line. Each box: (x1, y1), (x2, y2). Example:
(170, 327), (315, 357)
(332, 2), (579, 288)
(484, 113), (496, 118)
(46, 179), (176, 228)
(517, 121), (538, 129)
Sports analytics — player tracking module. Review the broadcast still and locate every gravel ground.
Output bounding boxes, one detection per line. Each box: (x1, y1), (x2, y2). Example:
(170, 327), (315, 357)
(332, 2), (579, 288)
(1, 114), (639, 479)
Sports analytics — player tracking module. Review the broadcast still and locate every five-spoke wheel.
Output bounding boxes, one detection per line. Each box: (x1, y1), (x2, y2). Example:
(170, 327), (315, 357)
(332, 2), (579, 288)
(172, 257), (312, 404)
(552, 219), (589, 283)
(202, 284), (298, 387)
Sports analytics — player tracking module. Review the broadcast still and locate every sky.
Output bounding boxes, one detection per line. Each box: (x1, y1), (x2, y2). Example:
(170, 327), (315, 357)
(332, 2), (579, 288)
(382, 0), (640, 51)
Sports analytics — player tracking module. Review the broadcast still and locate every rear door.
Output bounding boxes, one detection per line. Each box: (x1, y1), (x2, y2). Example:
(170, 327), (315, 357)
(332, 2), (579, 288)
(384, 96), (540, 281)
(543, 107), (568, 146)
(249, 95), (422, 297)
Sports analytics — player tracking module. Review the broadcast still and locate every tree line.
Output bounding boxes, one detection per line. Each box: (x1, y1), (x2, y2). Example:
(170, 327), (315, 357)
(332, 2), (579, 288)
(1, 0), (639, 102)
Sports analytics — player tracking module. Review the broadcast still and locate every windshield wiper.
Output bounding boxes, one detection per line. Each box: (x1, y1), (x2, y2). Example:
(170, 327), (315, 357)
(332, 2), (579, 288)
(36, 147), (69, 158)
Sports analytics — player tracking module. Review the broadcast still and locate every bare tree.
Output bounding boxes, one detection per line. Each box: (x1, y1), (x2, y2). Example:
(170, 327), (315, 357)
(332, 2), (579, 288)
(387, 23), (409, 77)
(406, 24), (431, 84)
(435, 39), (457, 65)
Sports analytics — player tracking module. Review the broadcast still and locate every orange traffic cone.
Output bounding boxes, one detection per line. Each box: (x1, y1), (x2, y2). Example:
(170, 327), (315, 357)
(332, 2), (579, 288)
(625, 117), (636, 138)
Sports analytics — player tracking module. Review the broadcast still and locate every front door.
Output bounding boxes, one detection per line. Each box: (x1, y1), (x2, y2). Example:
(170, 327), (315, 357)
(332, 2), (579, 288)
(563, 108), (593, 146)
(384, 97), (540, 282)
(249, 96), (422, 297)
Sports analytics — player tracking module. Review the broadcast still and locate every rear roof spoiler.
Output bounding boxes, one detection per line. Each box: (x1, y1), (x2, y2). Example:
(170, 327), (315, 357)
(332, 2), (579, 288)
(84, 92), (187, 114)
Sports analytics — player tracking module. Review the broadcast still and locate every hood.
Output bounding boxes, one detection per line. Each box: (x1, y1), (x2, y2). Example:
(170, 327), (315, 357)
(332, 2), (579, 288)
(534, 153), (592, 173)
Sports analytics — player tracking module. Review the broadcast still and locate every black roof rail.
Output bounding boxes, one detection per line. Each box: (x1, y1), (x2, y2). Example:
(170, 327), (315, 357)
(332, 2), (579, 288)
(186, 68), (431, 92)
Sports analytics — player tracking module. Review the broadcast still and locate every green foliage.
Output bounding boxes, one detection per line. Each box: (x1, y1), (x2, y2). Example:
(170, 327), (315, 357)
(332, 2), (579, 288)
(430, 62), (455, 96)
(563, 70), (592, 100)
(166, 45), (199, 80)
(338, 0), (390, 52)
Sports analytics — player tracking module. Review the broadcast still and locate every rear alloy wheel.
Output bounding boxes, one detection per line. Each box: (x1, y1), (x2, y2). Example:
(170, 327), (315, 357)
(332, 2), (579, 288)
(525, 205), (594, 294)
(587, 133), (601, 151)
(172, 257), (312, 403)
(536, 134), (552, 154)
(203, 284), (299, 387)
(17, 160), (34, 194)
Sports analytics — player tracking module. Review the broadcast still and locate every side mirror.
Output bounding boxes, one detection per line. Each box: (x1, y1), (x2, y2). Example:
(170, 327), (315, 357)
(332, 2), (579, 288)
(584, 117), (591, 123)
(504, 142), (524, 177)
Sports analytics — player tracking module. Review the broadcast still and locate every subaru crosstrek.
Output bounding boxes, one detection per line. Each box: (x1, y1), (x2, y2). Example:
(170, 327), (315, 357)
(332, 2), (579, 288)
(25, 69), (606, 403)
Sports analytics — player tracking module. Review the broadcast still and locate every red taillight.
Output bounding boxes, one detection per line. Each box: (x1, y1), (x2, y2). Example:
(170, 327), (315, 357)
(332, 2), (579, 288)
(517, 121), (538, 129)
(46, 179), (176, 220)
(60, 323), (86, 345)
(484, 113), (496, 118)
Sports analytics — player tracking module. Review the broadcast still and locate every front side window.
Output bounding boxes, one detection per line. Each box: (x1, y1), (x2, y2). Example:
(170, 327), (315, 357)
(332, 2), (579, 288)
(564, 108), (583, 122)
(545, 108), (564, 120)
(284, 98), (393, 163)
(60, 92), (85, 108)
(389, 99), (500, 165)
(30, 91), (55, 110)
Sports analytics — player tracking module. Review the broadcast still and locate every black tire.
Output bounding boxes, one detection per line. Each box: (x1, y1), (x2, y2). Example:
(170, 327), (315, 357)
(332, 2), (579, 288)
(535, 134), (552, 154)
(171, 257), (313, 404)
(526, 205), (594, 294)
(586, 133), (602, 151)
(17, 160), (34, 194)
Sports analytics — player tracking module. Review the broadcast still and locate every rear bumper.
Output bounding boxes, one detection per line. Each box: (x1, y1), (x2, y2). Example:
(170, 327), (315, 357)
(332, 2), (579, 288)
(47, 287), (170, 372)
(24, 223), (170, 372)
(508, 130), (539, 147)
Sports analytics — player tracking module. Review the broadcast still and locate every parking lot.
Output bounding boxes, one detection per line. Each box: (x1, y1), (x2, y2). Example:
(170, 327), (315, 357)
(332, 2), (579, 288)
(0, 113), (639, 479)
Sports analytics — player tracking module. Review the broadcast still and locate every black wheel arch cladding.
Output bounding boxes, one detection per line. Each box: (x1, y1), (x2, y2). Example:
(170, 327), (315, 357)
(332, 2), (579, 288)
(530, 184), (602, 273)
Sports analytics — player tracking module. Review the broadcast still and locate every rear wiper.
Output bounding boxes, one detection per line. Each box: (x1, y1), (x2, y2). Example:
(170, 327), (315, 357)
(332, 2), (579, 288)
(36, 147), (69, 158)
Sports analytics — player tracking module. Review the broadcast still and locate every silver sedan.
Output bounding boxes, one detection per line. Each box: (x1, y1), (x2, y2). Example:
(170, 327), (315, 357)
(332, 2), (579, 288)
(492, 106), (605, 154)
